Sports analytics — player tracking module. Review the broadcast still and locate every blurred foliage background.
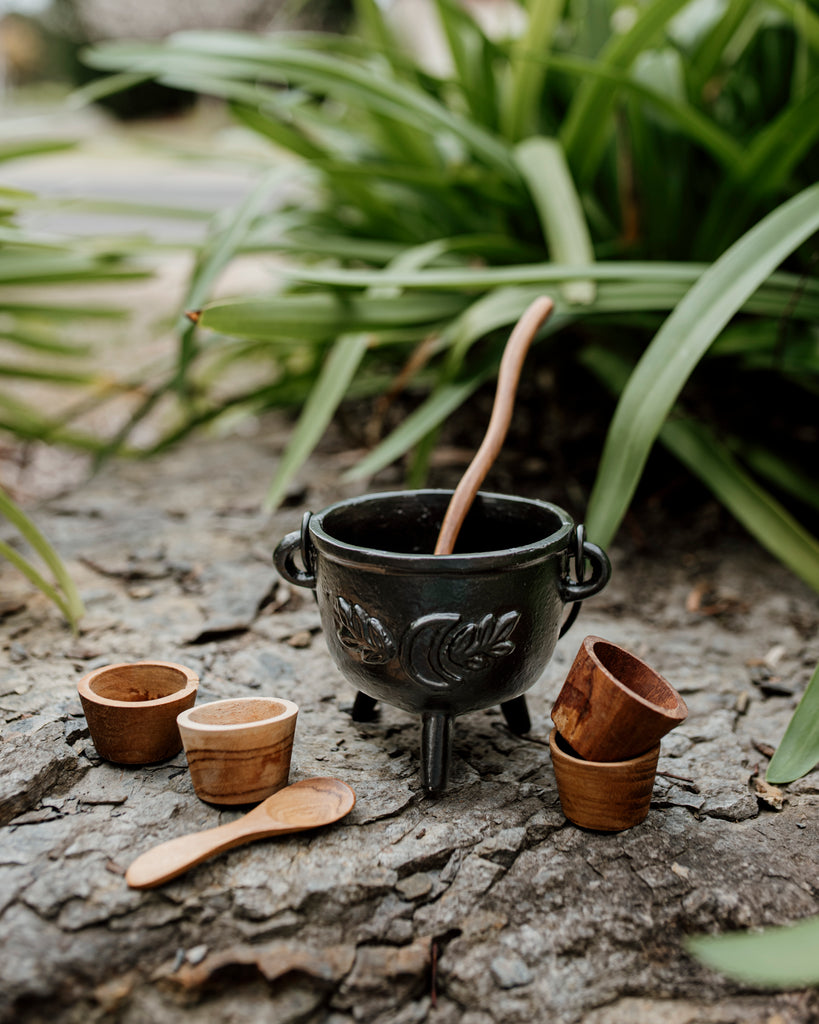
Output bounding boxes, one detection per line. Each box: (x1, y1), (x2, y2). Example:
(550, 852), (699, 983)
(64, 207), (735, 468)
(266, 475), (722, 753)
(77, 0), (819, 579)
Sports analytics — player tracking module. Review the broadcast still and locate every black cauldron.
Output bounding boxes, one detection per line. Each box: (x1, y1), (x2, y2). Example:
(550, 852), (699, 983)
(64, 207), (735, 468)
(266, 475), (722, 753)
(274, 489), (610, 793)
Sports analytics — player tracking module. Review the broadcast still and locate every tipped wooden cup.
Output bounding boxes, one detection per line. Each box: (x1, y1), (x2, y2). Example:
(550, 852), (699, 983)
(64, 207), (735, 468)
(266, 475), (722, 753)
(177, 697), (298, 805)
(551, 636), (688, 762)
(549, 728), (659, 831)
(78, 661), (199, 765)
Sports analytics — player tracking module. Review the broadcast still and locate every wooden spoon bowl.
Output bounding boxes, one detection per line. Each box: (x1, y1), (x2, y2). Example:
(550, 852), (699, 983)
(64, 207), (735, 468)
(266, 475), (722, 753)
(125, 777), (356, 889)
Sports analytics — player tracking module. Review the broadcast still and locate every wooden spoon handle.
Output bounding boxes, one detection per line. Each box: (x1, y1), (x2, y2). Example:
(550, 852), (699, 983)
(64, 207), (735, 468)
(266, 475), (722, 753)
(434, 296), (555, 556)
(125, 817), (280, 890)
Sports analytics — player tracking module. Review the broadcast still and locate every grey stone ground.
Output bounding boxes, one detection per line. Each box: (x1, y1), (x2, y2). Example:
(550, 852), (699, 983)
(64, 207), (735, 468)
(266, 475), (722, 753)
(1, 409), (819, 1024)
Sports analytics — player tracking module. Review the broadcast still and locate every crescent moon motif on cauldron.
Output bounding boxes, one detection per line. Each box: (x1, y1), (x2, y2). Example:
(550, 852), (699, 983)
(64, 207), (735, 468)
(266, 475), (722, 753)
(401, 610), (521, 688)
(334, 596), (397, 665)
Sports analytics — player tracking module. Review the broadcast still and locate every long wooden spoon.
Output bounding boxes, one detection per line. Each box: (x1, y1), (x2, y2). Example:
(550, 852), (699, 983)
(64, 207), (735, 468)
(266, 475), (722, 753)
(434, 295), (555, 555)
(125, 777), (356, 889)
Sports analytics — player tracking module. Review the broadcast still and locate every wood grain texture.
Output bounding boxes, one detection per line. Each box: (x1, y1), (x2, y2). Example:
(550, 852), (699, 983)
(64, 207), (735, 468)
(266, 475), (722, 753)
(77, 661), (199, 765)
(434, 296), (554, 556)
(551, 635), (687, 762)
(125, 777), (356, 889)
(550, 728), (660, 832)
(177, 697), (298, 805)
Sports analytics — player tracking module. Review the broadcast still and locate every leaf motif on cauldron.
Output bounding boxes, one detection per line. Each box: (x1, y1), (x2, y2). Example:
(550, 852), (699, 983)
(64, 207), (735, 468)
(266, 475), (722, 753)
(334, 596), (396, 665)
(445, 611), (520, 673)
(401, 610), (520, 687)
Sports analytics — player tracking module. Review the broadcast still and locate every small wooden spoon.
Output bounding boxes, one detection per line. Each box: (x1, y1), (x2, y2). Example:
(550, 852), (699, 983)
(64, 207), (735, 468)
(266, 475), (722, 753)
(434, 295), (555, 555)
(125, 777), (356, 889)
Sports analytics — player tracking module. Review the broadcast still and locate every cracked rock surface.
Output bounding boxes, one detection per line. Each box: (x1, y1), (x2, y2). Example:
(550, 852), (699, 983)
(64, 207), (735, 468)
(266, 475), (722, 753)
(1, 423), (818, 1024)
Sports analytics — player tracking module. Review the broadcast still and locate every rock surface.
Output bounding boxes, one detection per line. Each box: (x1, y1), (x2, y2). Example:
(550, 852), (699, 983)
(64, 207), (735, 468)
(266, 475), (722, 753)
(1, 421), (818, 1024)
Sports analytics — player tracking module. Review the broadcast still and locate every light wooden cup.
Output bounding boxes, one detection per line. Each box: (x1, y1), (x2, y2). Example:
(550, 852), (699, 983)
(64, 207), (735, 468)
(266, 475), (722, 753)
(77, 661), (199, 765)
(551, 635), (688, 762)
(177, 697), (299, 805)
(549, 728), (660, 831)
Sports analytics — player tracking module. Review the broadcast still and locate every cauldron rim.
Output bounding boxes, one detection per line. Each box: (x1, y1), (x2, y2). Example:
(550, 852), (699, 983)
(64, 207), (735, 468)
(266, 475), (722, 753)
(308, 488), (573, 573)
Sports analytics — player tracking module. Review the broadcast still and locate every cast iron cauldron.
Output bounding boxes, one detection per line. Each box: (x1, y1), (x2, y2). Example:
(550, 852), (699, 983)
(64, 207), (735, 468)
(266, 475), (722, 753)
(274, 489), (610, 794)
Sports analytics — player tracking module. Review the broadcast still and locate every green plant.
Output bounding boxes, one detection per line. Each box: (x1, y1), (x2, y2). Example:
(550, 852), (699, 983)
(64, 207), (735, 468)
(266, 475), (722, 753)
(0, 138), (152, 627)
(688, 914), (819, 988)
(767, 661), (819, 783)
(82, 0), (819, 541)
(0, 484), (83, 628)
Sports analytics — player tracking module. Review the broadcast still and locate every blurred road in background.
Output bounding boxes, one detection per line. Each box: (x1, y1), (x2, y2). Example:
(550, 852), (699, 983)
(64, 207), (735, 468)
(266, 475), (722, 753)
(0, 97), (271, 242)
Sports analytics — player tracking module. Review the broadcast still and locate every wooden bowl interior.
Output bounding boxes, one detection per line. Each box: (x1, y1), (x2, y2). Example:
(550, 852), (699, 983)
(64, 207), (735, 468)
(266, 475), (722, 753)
(590, 639), (677, 709)
(553, 729), (584, 761)
(88, 664), (191, 703)
(186, 698), (290, 727)
(551, 728), (658, 768)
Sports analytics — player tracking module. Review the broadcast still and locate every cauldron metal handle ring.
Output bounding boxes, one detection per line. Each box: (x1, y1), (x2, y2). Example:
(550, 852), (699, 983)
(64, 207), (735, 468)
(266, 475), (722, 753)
(558, 526), (610, 628)
(273, 529), (317, 589)
(500, 527), (610, 745)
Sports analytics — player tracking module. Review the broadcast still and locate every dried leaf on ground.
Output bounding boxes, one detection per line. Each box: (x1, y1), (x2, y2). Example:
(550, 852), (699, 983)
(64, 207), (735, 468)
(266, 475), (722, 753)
(752, 774), (786, 811)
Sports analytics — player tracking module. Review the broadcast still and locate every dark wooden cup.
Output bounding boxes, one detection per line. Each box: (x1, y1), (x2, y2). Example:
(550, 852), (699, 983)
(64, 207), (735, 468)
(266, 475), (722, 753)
(551, 635), (687, 762)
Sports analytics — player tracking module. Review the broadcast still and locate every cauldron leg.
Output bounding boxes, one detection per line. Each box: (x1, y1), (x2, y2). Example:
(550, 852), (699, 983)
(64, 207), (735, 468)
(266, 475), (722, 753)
(501, 695), (531, 735)
(352, 692), (379, 722)
(421, 712), (453, 795)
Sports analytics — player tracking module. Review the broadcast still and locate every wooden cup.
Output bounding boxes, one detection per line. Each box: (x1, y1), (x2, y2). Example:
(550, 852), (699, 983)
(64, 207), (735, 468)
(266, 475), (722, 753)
(177, 697), (299, 805)
(77, 661), (199, 764)
(551, 635), (687, 762)
(549, 728), (660, 831)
